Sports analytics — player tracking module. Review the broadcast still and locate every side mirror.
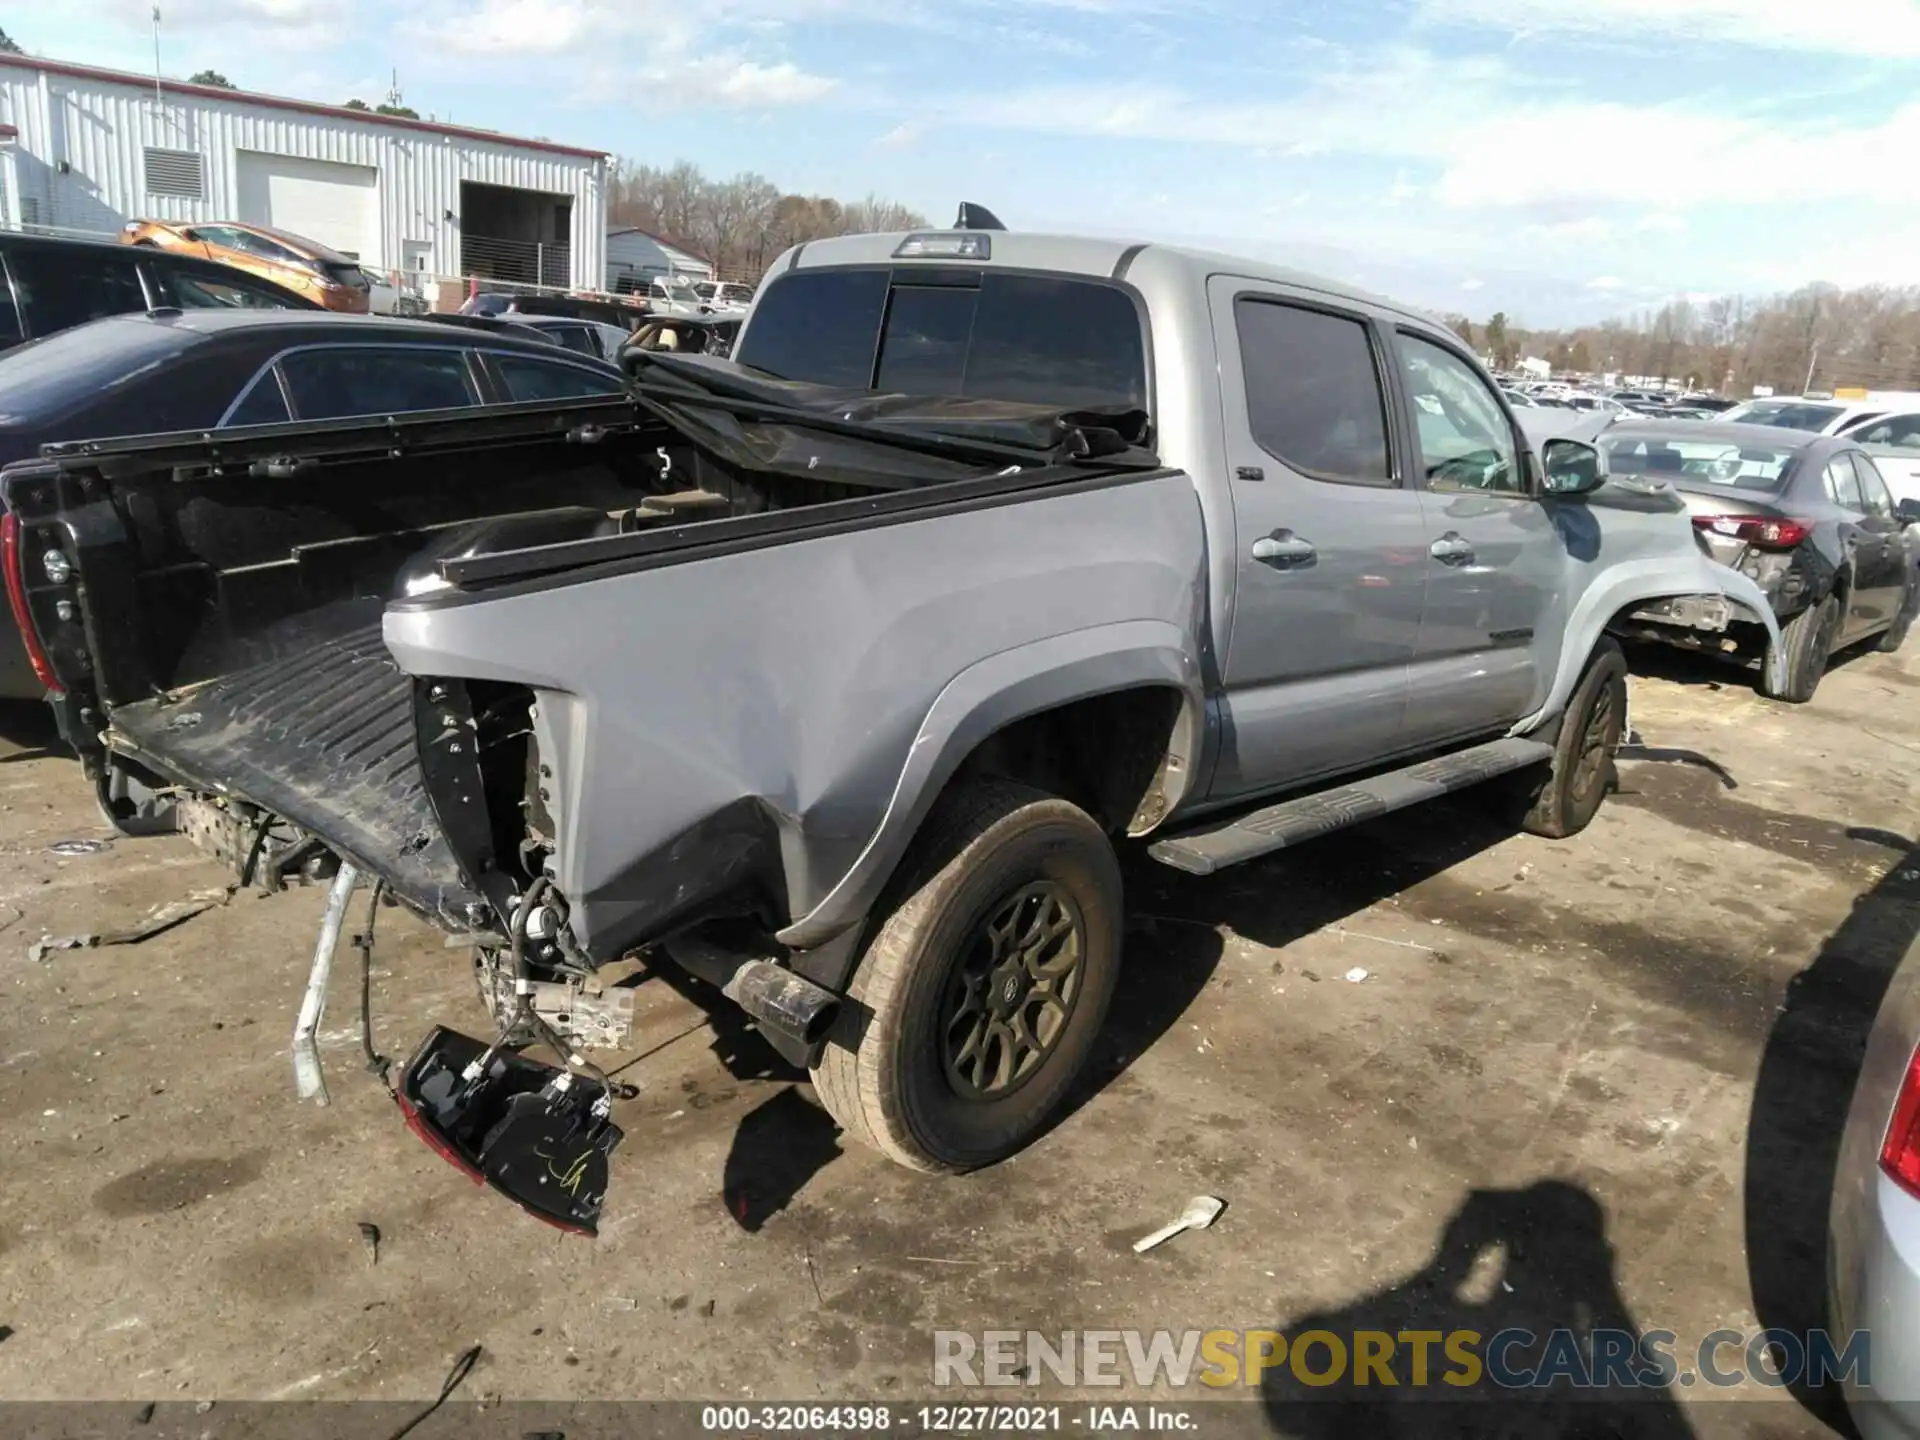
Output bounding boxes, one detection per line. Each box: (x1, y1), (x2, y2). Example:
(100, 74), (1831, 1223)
(1897, 498), (1920, 526)
(1540, 439), (1607, 497)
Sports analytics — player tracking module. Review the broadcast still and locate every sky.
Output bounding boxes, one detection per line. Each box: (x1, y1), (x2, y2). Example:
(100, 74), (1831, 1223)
(10, 0), (1920, 325)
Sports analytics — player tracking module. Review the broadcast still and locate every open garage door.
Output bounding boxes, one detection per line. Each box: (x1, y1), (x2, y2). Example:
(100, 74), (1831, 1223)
(235, 151), (379, 262)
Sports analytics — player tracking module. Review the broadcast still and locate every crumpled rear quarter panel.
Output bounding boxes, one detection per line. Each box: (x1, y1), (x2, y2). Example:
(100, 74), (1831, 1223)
(382, 472), (1208, 957)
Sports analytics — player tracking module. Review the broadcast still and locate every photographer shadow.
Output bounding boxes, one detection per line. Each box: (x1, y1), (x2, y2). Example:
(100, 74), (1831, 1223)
(1261, 1180), (1694, 1439)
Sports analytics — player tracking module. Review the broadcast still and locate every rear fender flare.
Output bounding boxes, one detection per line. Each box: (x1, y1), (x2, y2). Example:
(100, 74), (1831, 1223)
(1514, 556), (1787, 734)
(776, 619), (1203, 950)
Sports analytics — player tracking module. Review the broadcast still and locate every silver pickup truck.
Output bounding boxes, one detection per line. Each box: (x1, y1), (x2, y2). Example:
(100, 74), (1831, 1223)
(3, 225), (1787, 1229)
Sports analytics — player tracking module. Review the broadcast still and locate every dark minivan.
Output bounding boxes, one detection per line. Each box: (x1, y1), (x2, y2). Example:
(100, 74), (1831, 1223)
(0, 231), (316, 348)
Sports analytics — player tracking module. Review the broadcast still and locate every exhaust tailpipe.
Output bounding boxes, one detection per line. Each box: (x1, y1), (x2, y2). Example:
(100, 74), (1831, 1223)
(664, 935), (840, 1045)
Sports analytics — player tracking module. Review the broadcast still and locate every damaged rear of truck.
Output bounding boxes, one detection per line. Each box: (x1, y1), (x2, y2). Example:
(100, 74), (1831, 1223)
(3, 358), (1206, 1228)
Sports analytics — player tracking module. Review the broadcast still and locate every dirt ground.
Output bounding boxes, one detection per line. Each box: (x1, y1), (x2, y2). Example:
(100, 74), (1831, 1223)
(0, 638), (1915, 1437)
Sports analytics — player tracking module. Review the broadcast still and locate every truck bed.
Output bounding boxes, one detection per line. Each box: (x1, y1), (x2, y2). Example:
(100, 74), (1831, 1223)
(110, 621), (482, 922)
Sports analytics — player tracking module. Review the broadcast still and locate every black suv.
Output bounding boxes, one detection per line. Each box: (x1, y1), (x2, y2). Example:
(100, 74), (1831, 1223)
(0, 231), (316, 349)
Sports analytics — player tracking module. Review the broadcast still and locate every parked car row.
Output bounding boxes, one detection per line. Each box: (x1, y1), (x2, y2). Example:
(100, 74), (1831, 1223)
(1599, 419), (1920, 700)
(123, 218), (374, 312)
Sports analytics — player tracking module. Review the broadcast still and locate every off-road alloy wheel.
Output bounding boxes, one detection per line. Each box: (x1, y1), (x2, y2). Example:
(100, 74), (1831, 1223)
(1515, 638), (1629, 840)
(810, 779), (1123, 1173)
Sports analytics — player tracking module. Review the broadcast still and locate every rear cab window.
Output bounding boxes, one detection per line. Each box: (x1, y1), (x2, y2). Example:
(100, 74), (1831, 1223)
(735, 267), (1147, 412)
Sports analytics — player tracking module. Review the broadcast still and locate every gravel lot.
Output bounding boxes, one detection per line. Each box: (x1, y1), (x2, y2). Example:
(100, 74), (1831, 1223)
(0, 639), (1914, 1436)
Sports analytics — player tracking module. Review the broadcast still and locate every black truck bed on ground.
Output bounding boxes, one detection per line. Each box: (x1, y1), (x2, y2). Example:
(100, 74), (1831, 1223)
(109, 623), (481, 922)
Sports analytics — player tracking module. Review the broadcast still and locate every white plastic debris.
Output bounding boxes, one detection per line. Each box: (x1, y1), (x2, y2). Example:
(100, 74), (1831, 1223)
(1344, 967), (1370, 983)
(1133, 1195), (1226, 1254)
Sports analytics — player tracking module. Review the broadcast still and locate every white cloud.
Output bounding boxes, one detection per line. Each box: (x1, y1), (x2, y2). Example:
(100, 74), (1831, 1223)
(1523, 216), (1612, 241)
(1417, 0), (1920, 57)
(408, 0), (839, 105)
(1586, 276), (1625, 290)
(1458, 278), (1484, 291)
(675, 56), (836, 105)
(1633, 212), (1688, 234)
(440, 0), (591, 54)
(874, 121), (920, 146)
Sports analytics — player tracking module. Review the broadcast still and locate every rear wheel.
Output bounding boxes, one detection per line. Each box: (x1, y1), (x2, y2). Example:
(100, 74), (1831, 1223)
(1878, 586), (1917, 654)
(1761, 594), (1840, 703)
(1510, 639), (1628, 840)
(810, 779), (1123, 1174)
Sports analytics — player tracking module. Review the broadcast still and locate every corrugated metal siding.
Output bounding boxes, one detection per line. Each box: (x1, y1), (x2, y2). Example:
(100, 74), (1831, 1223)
(606, 230), (712, 285)
(0, 68), (606, 287)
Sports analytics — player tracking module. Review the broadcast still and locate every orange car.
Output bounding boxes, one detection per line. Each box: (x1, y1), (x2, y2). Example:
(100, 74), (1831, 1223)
(121, 219), (373, 314)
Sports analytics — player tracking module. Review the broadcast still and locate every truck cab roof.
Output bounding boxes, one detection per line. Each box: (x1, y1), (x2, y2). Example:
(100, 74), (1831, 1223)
(780, 228), (1441, 330)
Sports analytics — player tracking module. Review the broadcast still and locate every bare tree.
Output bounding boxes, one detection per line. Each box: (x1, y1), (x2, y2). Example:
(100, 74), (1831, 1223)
(609, 159), (926, 281)
(1475, 279), (1920, 395)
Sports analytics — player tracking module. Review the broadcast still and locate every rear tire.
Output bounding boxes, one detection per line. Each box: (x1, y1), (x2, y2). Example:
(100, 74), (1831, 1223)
(1513, 639), (1628, 840)
(1761, 594), (1840, 703)
(810, 779), (1123, 1174)
(1878, 587), (1917, 654)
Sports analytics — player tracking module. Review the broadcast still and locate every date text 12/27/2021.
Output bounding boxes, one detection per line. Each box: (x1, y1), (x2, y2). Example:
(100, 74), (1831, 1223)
(700, 1405), (1198, 1432)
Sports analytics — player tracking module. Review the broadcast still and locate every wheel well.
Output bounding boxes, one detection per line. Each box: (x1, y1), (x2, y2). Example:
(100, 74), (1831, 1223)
(950, 687), (1186, 835)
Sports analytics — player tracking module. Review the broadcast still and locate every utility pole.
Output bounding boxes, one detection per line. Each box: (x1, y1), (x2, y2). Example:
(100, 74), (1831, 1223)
(151, 6), (163, 108)
(1803, 340), (1820, 396)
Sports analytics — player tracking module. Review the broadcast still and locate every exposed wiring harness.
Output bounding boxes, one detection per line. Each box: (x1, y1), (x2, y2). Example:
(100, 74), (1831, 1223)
(469, 875), (636, 1100)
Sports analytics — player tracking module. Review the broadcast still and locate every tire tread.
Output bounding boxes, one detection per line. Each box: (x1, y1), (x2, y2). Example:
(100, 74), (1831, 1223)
(810, 779), (1113, 1174)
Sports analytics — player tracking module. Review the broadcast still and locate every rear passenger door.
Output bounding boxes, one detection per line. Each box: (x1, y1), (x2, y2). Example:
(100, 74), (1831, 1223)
(1394, 331), (1563, 747)
(1846, 453), (1910, 631)
(1821, 453), (1885, 640)
(1205, 279), (1427, 799)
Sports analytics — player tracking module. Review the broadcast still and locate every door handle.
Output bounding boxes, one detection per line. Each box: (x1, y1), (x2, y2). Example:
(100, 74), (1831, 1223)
(1251, 529), (1317, 567)
(1430, 532), (1476, 566)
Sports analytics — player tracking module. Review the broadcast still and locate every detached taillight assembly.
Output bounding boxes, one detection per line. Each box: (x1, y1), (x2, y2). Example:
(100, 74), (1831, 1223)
(1692, 515), (1812, 550)
(1880, 1042), (1920, 1200)
(1, 510), (61, 692)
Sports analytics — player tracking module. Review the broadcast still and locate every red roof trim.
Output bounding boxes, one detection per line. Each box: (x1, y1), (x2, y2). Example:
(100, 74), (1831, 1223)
(0, 54), (608, 161)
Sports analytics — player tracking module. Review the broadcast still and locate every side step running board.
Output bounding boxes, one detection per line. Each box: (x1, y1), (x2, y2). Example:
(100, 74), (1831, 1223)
(1147, 736), (1554, 876)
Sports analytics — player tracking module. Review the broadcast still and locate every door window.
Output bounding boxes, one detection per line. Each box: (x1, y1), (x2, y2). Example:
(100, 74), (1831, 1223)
(223, 372), (292, 426)
(1397, 334), (1524, 495)
(1234, 298), (1391, 485)
(539, 322), (601, 357)
(280, 347), (479, 419)
(158, 268), (305, 310)
(1850, 453), (1896, 519)
(0, 256), (22, 348)
(1823, 456), (1865, 511)
(7, 248), (152, 336)
(493, 354), (625, 402)
(230, 230), (303, 264)
(1851, 412), (1920, 450)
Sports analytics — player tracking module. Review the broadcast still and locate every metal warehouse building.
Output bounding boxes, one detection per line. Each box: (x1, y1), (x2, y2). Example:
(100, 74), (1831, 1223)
(0, 55), (608, 292)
